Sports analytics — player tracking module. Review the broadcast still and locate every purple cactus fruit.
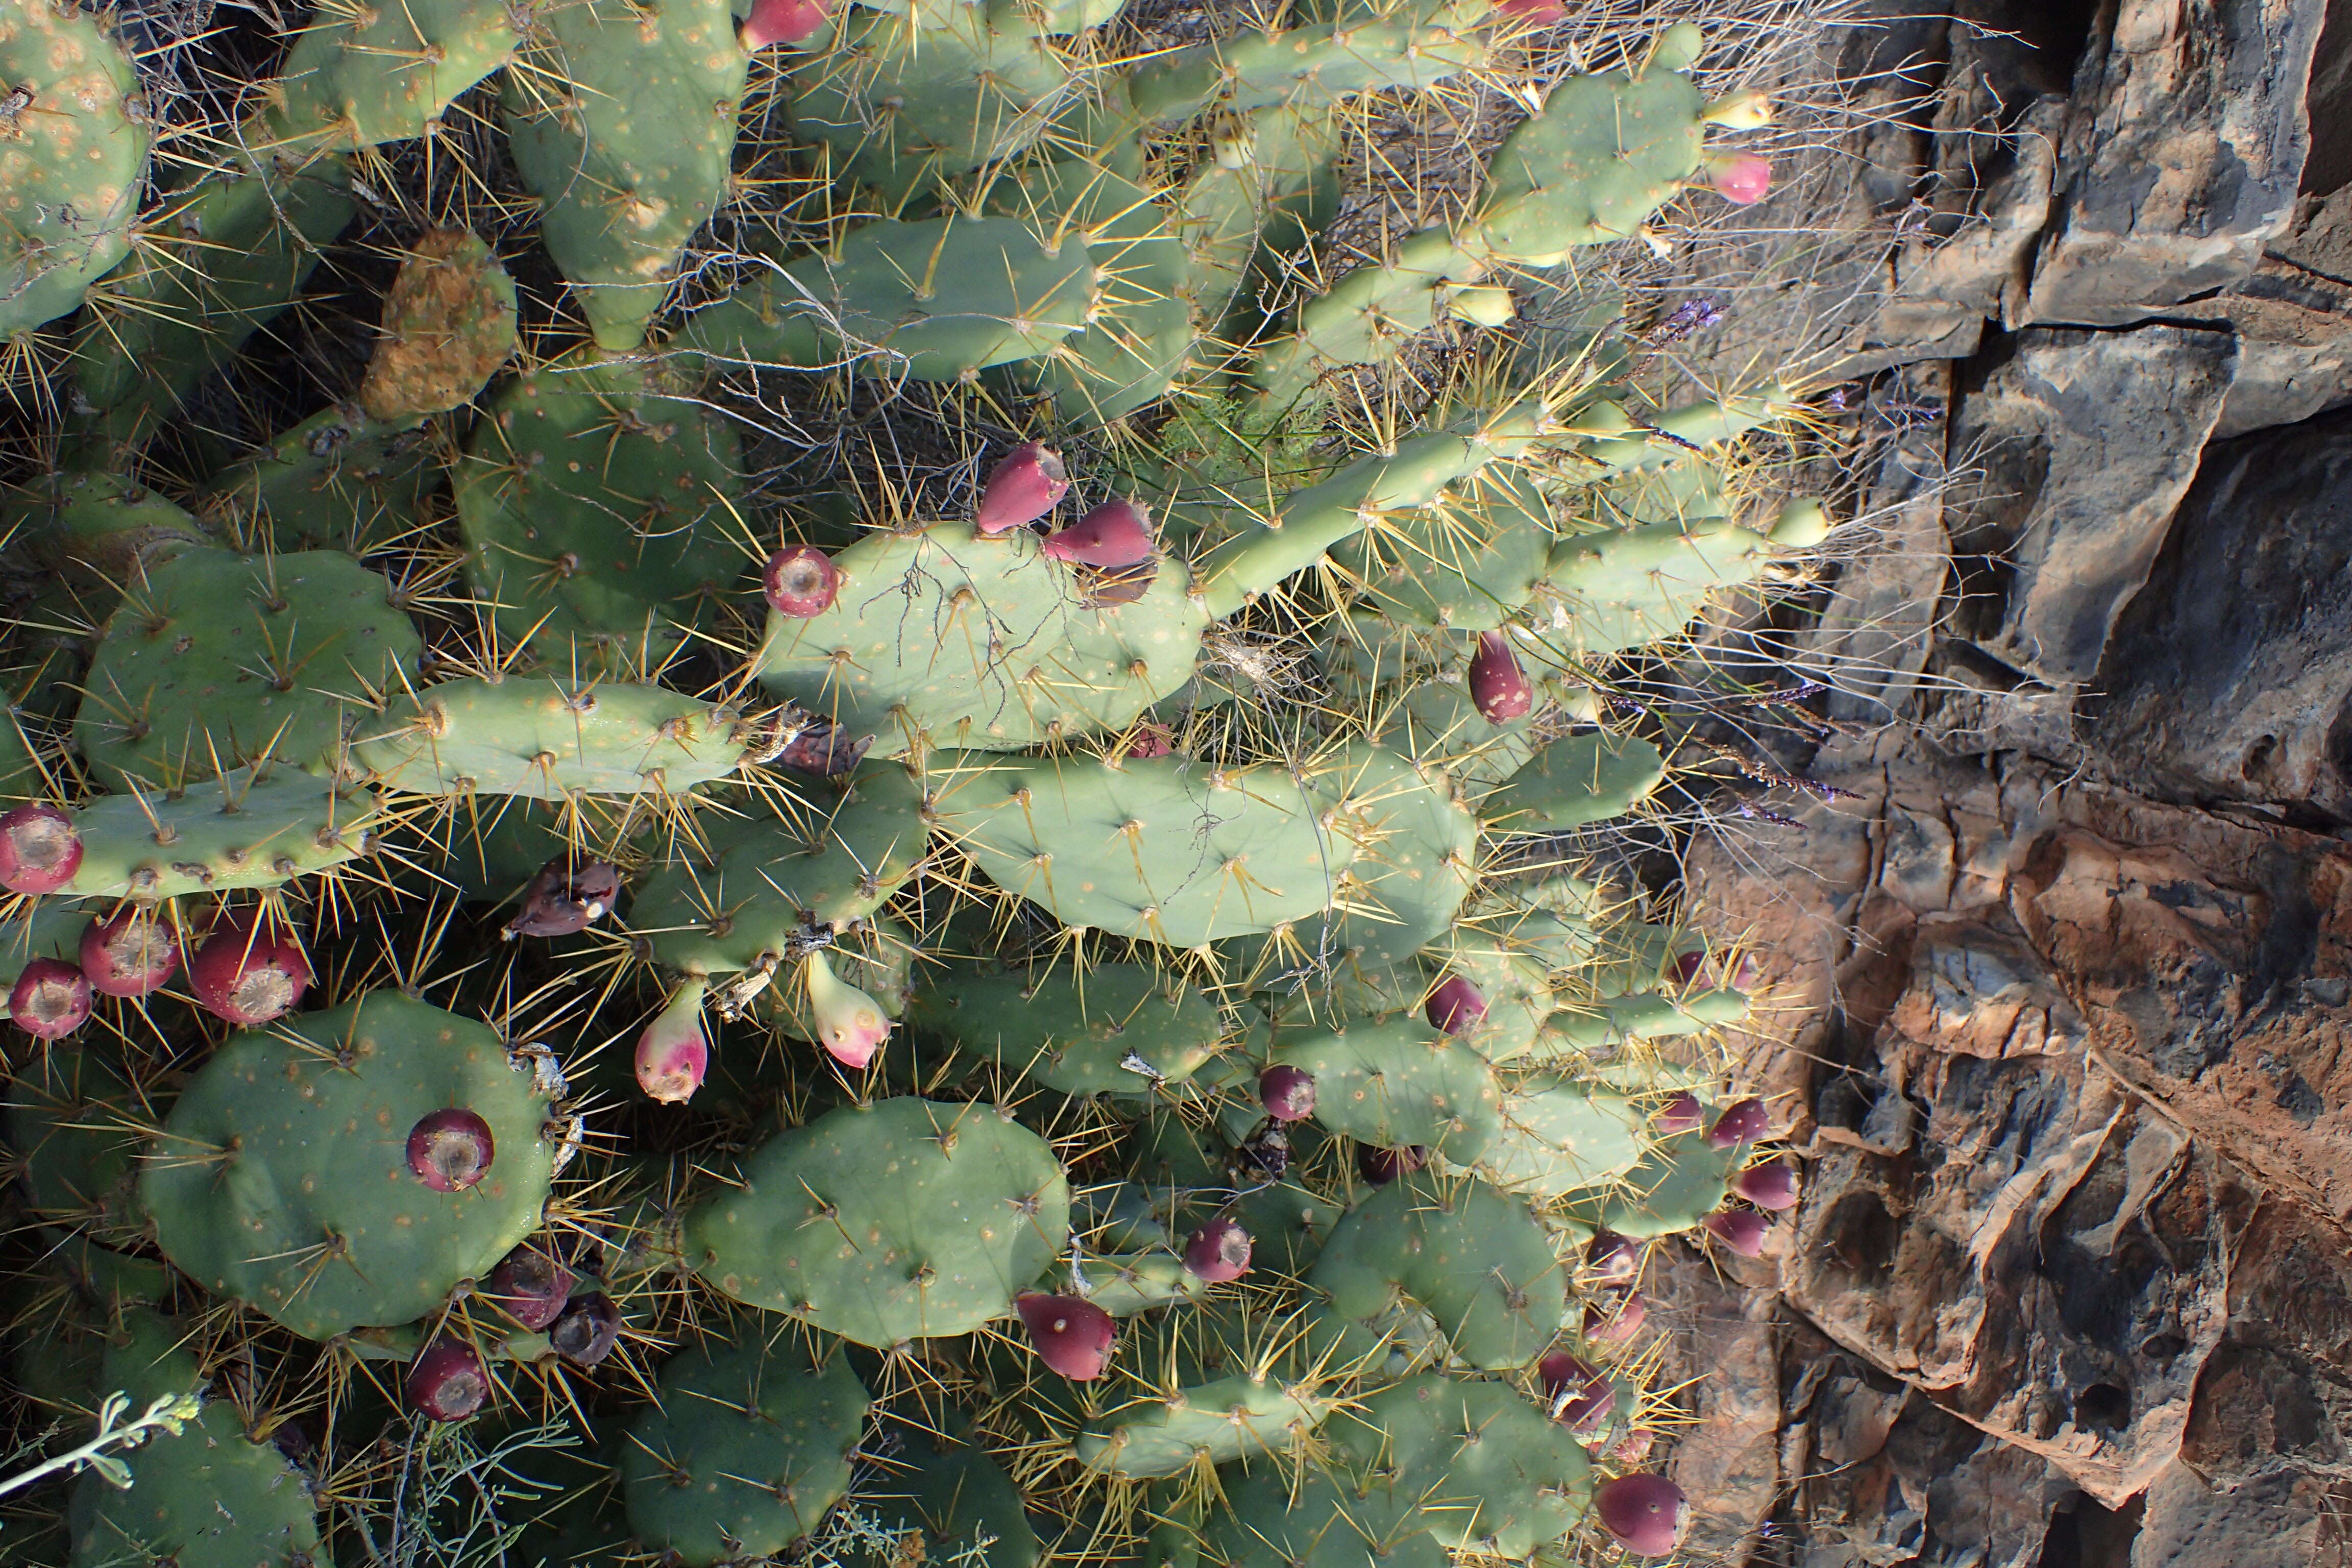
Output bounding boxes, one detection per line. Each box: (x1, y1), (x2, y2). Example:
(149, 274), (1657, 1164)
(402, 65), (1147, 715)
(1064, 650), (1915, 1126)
(1611, 1428), (1656, 1465)
(188, 911), (312, 1026)
(1492, 0), (1565, 21)
(1468, 631), (1533, 723)
(78, 908), (180, 999)
(1181, 1215), (1253, 1283)
(763, 545), (841, 618)
(1703, 1207), (1771, 1257)
(405, 1338), (489, 1422)
(484, 1243), (574, 1331)
(1124, 723), (1175, 760)
(1597, 1474), (1687, 1556)
(1040, 499), (1154, 568)
(1358, 1144), (1427, 1185)
(1017, 1291), (1115, 1380)
(975, 442), (1069, 534)
(1586, 1233), (1639, 1284)
(1236, 1122), (1290, 1179)
(1538, 1349), (1614, 1431)
(1707, 153), (1774, 206)
(407, 1108), (496, 1192)
(1585, 1292), (1647, 1344)
(737, 0), (828, 47)
(1734, 1159), (1799, 1211)
(503, 856), (621, 939)
(549, 1291), (622, 1365)
(1424, 973), (1487, 1035)
(10, 957), (91, 1040)
(1654, 1092), (1703, 1135)
(0, 803), (82, 894)
(1707, 1096), (1768, 1148)
(635, 982), (710, 1105)
(1258, 1064), (1316, 1122)
(805, 951), (890, 1069)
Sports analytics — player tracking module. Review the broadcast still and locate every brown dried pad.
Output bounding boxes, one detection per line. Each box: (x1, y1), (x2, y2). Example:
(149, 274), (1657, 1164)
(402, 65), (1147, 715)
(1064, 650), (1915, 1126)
(360, 228), (519, 421)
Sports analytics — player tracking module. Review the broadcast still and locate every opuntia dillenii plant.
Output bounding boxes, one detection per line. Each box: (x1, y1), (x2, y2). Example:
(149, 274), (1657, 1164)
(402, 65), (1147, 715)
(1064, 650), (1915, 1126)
(79, 909), (179, 998)
(974, 442), (1069, 533)
(1017, 1291), (1116, 1381)
(187, 911), (312, 1025)
(9, 958), (91, 1040)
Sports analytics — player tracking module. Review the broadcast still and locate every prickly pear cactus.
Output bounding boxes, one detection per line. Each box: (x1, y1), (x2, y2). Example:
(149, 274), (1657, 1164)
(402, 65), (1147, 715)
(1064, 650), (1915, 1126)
(0, 2), (1818, 1563)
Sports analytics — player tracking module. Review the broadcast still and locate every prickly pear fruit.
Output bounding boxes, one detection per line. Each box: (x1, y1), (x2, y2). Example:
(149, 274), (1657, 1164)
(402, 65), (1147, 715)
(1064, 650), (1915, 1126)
(550, 1291), (622, 1365)
(1538, 1350), (1611, 1431)
(1734, 1160), (1798, 1210)
(1596, 1474), (1686, 1556)
(1182, 1215), (1253, 1283)
(407, 1109), (496, 1192)
(1258, 1064), (1316, 1122)
(10, 957), (91, 1040)
(1358, 1144), (1428, 1185)
(1237, 1122), (1291, 1178)
(739, 0), (828, 48)
(636, 982), (711, 1105)
(406, 1337), (490, 1422)
(483, 1243), (574, 1331)
(975, 443), (1068, 534)
(804, 951), (889, 1068)
(0, 803), (82, 894)
(504, 857), (621, 939)
(188, 912), (312, 1026)
(1702, 1207), (1769, 1257)
(1041, 500), (1154, 568)
(1612, 1428), (1657, 1465)
(1707, 153), (1773, 205)
(1125, 723), (1176, 760)
(764, 546), (841, 618)
(1707, 1097), (1767, 1148)
(1493, 0), (1565, 22)
(1586, 1292), (1646, 1343)
(1469, 631), (1533, 721)
(1587, 1234), (1639, 1283)
(1018, 1291), (1115, 1380)
(1654, 1092), (1703, 1134)
(1425, 974), (1487, 1034)
(79, 909), (180, 998)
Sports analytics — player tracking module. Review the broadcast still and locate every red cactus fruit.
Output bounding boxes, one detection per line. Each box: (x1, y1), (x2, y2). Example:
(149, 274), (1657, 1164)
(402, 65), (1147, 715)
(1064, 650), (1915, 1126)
(1586, 1233), (1639, 1284)
(1586, 1291), (1647, 1344)
(975, 442), (1069, 534)
(1707, 153), (1774, 205)
(635, 982), (710, 1105)
(405, 1338), (489, 1422)
(805, 951), (889, 1069)
(1492, 0), (1565, 23)
(1538, 1350), (1613, 1431)
(1425, 973), (1487, 1034)
(737, 0), (828, 47)
(1358, 1144), (1428, 1185)
(1017, 1291), (1115, 1380)
(1468, 630), (1533, 722)
(1734, 1159), (1799, 1211)
(550, 1291), (622, 1365)
(1124, 723), (1175, 760)
(483, 1243), (575, 1331)
(1611, 1428), (1657, 1465)
(763, 545), (841, 618)
(1181, 1215), (1253, 1283)
(1707, 1096), (1768, 1148)
(1257, 1064), (1316, 1122)
(1597, 1474), (1687, 1556)
(0, 803), (82, 894)
(407, 1109), (496, 1192)
(188, 912), (312, 1026)
(1653, 1092), (1704, 1134)
(1703, 1207), (1770, 1257)
(10, 957), (91, 1040)
(1041, 499), (1154, 568)
(78, 909), (181, 998)
(504, 856), (621, 939)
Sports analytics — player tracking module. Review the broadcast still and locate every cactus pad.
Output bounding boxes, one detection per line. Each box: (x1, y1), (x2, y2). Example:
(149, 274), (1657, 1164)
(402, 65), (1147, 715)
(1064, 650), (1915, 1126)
(351, 677), (757, 799)
(1309, 1175), (1564, 1370)
(62, 765), (382, 901)
(0, 0), (149, 335)
(909, 963), (1229, 1096)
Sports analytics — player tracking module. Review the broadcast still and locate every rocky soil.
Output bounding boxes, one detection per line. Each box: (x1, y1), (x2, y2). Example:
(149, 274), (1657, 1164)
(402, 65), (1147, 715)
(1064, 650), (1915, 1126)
(1657, 3), (2352, 1565)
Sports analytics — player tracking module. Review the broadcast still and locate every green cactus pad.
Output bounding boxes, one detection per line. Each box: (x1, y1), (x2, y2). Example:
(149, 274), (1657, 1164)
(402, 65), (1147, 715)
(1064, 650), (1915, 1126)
(62, 766), (382, 901)
(8, 1044), (154, 1246)
(1443, 1076), (1645, 1198)
(0, 902), (92, 987)
(350, 677), (755, 799)
(1473, 61), (1707, 267)
(1267, 1018), (1501, 1159)
(1325, 1376), (1591, 1555)
(0, 0), (149, 335)
(1335, 478), (1555, 632)
(754, 522), (1204, 757)
(926, 749), (1343, 947)
(621, 1335), (871, 1566)
(1085, 1253), (1210, 1317)
(635, 763), (931, 973)
(503, 0), (746, 350)
(909, 963), (1229, 1096)
(688, 1097), (1070, 1348)
(1308, 1175), (1563, 1371)
(68, 1395), (322, 1568)
(455, 351), (744, 660)
(1201, 1463), (1447, 1568)
(1230, 1181), (1342, 1278)
(1072, 1365), (1333, 1479)
(1127, 15), (1487, 121)
(197, 404), (446, 555)
(140, 991), (558, 1339)
(75, 547), (421, 791)
(1286, 743), (1478, 966)
(682, 215), (1097, 383)
(264, 0), (517, 149)
(863, 1433), (1041, 1568)
(1544, 985), (1747, 1048)
(1539, 516), (1784, 657)
(1566, 1119), (1740, 1238)
(1480, 731), (1666, 832)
